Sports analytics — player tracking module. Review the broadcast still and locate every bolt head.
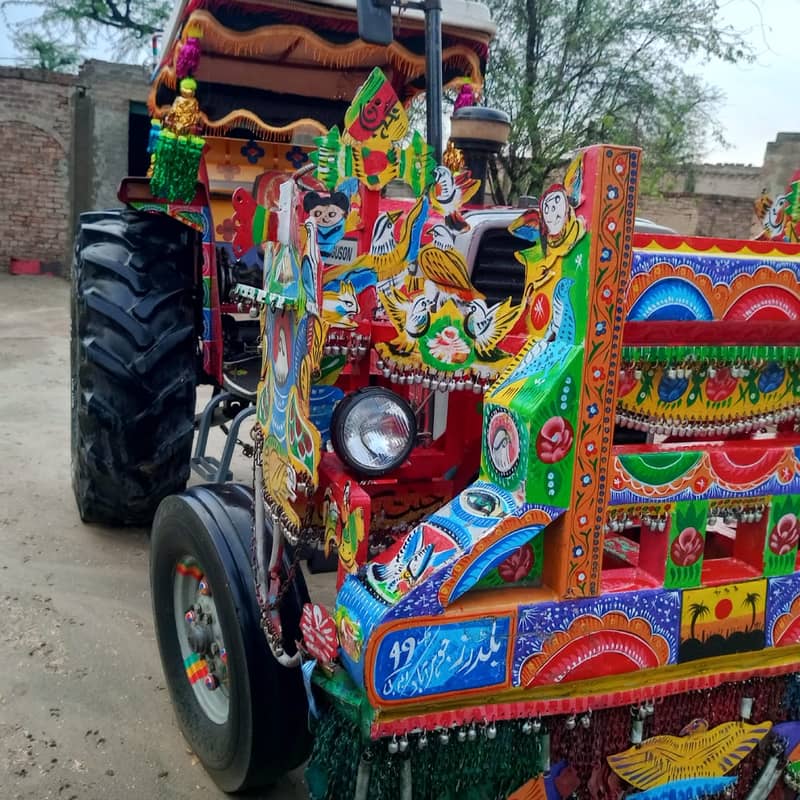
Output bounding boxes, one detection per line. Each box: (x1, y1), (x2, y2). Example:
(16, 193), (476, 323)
(204, 673), (219, 691)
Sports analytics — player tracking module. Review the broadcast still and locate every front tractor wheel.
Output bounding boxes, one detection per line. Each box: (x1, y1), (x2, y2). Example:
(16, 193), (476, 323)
(71, 210), (198, 525)
(150, 484), (311, 793)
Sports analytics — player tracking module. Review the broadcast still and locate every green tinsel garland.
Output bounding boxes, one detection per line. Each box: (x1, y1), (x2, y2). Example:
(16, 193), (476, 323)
(305, 705), (545, 800)
(149, 130), (205, 204)
(621, 344), (800, 365)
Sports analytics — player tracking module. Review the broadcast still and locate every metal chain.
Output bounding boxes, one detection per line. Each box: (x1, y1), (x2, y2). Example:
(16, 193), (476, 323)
(249, 423), (317, 648)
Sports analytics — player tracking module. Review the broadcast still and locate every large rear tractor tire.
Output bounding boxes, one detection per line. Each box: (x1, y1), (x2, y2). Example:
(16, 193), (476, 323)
(71, 210), (199, 525)
(150, 484), (312, 792)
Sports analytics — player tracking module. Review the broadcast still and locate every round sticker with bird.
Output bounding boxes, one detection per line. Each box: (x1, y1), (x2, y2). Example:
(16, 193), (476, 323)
(484, 406), (526, 487)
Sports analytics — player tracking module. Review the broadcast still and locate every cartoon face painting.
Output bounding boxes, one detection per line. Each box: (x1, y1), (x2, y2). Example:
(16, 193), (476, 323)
(303, 191), (350, 258)
(541, 186), (569, 239)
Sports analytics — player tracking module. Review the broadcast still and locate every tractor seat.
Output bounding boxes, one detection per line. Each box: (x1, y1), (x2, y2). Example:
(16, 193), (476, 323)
(222, 354), (261, 401)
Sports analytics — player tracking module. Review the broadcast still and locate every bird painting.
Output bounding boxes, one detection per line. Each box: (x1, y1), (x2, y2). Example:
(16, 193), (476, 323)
(323, 195), (428, 288)
(322, 487), (340, 558)
(323, 483), (362, 574)
(322, 280), (360, 329)
(411, 223), (477, 295)
(489, 277), (576, 406)
(607, 719), (773, 791)
(429, 165), (480, 231)
(365, 525), (435, 603)
(508, 207), (542, 244)
(379, 287), (432, 356)
(464, 292), (527, 360)
(301, 219), (321, 313)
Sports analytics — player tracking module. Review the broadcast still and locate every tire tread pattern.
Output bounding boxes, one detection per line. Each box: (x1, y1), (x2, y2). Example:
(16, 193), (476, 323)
(71, 210), (198, 525)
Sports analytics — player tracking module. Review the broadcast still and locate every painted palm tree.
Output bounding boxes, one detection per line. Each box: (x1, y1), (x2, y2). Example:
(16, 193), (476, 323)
(688, 602), (710, 640)
(742, 592), (761, 630)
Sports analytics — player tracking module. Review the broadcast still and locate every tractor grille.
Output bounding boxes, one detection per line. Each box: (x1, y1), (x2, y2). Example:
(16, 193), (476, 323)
(470, 229), (527, 306)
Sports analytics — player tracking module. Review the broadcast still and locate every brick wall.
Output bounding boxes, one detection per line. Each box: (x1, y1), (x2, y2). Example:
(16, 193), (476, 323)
(0, 61), (149, 274)
(0, 61), (798, 271)
(0, 68), (74, 272)
(638, 193), (760, 238)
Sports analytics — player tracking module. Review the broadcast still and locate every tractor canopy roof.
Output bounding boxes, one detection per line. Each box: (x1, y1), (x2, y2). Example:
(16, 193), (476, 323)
(150, 0), (494, 142)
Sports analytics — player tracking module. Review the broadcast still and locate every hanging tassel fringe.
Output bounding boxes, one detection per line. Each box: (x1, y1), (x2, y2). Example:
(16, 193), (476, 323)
(305, 704), (545, 800)
(150, 130), (205, 203)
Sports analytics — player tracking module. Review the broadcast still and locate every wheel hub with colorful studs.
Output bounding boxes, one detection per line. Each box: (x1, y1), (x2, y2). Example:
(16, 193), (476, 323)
(174, 559), (230, 723)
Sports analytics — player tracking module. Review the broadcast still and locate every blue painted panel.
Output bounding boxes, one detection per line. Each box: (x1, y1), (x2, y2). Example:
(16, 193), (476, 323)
(372, 616), (510, 701)
(766, 572), (800, 647)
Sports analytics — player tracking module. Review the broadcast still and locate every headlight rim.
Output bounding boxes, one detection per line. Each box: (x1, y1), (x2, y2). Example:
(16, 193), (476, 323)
(330, 386), (417, 478)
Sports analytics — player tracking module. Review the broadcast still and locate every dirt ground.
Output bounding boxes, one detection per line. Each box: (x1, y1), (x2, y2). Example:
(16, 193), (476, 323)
(0, 273), (334, 799)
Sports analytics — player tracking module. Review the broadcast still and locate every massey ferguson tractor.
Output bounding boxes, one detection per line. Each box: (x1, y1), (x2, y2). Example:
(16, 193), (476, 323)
(71, 0), (800, 798)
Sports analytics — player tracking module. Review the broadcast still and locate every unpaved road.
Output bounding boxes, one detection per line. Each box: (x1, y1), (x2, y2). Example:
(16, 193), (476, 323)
(0, 274), (331, 799)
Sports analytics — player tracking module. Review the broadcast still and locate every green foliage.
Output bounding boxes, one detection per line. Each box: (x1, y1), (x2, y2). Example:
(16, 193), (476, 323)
(483, 0), (753, 202)
(14, 30), (81, 71)
(3, 0), (171, 63)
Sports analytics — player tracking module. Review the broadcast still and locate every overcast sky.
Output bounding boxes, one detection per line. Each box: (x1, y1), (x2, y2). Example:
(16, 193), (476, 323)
(701, 0), (800, 164)
(0, 0), (797, 166)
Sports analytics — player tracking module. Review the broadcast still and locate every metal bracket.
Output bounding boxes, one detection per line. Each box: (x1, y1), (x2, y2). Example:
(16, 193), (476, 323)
(191, 392), (256, 482)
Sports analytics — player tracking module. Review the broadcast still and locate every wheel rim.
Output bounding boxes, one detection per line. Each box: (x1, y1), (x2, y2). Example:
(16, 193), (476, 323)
(173, 556), (231, 725)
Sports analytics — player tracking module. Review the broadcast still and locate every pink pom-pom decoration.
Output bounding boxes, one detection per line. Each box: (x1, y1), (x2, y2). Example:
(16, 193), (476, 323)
(454, 83), (476, 111)
(176, 37), (201, 78)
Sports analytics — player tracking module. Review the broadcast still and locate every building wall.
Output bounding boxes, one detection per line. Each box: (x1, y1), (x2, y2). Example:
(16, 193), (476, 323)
(0, 68), (74, 273)
(638, 193), (760, 238)
(642, 133), (800, 236)
(761, 133), (800, 198)
(0, 60), (149, 274)
(1, 58), (800, 271)
(659, 163), (763, 198)
(73, 61), (150, 215)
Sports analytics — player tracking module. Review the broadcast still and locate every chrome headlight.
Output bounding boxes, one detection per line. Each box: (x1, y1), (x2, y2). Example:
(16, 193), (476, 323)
(330, 387), (417, 477)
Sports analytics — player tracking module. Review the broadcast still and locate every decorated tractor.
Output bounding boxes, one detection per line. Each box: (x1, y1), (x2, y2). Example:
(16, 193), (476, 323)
(70, 0), (800, 798)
